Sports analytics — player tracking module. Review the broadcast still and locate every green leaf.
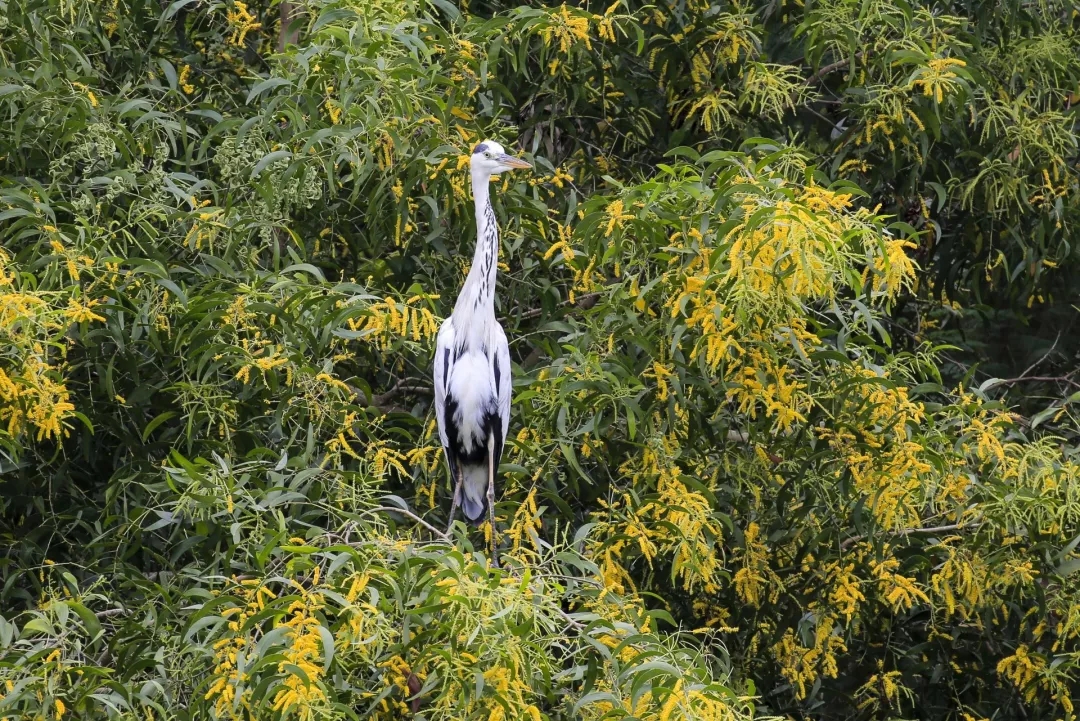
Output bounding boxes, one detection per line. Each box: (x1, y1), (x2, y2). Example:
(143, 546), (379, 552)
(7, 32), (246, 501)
(247, 78), (293, 104)
(142, 411), (177, 442)
(250, 150), (293, 179)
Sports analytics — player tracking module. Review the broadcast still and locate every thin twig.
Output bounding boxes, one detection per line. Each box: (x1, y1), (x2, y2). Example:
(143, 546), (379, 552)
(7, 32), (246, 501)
(992, 374), (1080, 390)
(515, 292), (601, 321)
(1018, 332), (1061, 380)
(556, 607), (587, 632)
(840, 523), (966, 550)
(95, 608), (127, 618)
(542, 573), (605, 588)
(363, 506), (450, 541)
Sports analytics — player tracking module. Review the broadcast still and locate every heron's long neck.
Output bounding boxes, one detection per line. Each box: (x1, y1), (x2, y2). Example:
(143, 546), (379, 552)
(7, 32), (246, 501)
(454, 172), (499, 318)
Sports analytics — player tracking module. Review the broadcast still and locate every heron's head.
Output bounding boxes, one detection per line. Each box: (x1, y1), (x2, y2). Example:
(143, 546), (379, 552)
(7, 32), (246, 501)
(469, 140), (531, 179)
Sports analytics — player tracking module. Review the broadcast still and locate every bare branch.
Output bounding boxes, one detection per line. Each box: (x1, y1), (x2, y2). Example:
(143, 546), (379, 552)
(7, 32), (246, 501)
(95, 608), (127, 618)
(375, 384), (432, 403)
(993, 375), (1080, 390)
(364, 506), (450, 541)
(514, 292), (601, 322)
(350, 378), (433, 413)
(1018, 332), (1062, 380)
(807, 52), (865, 85)
(840, 523), (966, 550)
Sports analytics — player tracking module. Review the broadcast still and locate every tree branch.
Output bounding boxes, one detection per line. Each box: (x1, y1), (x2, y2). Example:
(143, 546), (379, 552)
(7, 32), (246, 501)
(95, 608), (127, 618)
(1018, 332), (1062, 379)
(992, 374), (1080, 390)
(514, 292), (601, 322)
(374, 384), (432, 404)
(350, 378), (432, 413)
(840, 523), (966, 550)
(807, 52), (865, 85)
(363, 507), (450, 541)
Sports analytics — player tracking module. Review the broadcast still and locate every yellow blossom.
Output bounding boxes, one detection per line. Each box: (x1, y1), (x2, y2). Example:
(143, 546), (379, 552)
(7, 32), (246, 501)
(539, 4), (592, 55)
(225, 1), (262, 47)
(64, 298), (106, 324)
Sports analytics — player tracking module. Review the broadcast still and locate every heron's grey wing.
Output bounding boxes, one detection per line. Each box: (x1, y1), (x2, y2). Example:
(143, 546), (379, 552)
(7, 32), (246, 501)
(493, 323), (511, 457)
(433, 318), (455, 454)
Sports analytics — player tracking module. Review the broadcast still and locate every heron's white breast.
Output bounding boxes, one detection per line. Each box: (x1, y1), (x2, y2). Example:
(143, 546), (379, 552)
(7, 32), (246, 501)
(449, 350), (496, 453)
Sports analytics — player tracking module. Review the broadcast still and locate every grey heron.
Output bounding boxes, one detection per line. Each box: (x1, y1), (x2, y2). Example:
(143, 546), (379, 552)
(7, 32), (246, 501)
(433, 139), (531, 561)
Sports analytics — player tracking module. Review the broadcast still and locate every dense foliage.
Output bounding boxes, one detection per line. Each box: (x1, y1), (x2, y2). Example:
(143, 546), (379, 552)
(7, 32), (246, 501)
(1, 0), (1079, 719)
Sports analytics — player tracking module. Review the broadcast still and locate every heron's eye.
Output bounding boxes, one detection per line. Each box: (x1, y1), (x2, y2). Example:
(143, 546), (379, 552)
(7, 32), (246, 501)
(484, 152), (493, 159)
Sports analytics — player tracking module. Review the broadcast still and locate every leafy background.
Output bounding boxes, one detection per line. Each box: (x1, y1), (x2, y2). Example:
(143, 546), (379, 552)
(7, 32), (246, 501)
(1, 0), (1079, 719)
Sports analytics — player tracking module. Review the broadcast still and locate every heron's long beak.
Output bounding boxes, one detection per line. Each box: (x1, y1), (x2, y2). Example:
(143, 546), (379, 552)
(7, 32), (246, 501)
(497, 153), (532, 169)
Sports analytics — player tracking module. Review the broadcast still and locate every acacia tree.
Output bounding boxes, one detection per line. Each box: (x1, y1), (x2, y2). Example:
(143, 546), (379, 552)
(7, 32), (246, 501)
(0, 1), (1078, 720)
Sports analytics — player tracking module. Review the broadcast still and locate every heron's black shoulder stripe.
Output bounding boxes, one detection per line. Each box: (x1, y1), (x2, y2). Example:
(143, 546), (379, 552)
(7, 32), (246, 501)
(473, 143), (488, 154)
(493, 354), (500, 395)
(442, 348), (450, 388)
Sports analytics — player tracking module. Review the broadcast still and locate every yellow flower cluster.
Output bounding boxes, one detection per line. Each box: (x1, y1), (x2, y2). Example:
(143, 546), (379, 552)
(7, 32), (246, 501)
(225, 1), (262, 47)
(931, 538), (987, 619)
(867, 237), (919, 299)
(819, 368), (930, 529)
(71, 82), (98, 108)
(541, 221), (576, 263)
(871, 555), (930, 613)
(855, 660), (910, 713)
(64, 297), (105, 324)
(271, 587), (328, 719)
(205, 579), (275, 717)
(996, 645), (1044, 701)
(733, 522), (782, 608)
(375, 132), (394, 170)
(596, 425), (725, 593)
(367, 438), (409, 478)
(325, 410), (364, 464)
(0, 289), (47, 330)
(324, 85), (343, 125)
(771, 616), (847, 700)
(179, 64), (194, 94)
(338, 572), (380, 653)
(603, 198), (634, 237)
(910, 57), (966, 104)
(348, 294), (440, 350)
(678, 90), (737, 133)
(184, 209), (223, 251)
(825, 560), (866, 622)
(725, 344), (811, 435)
(235, 344), (290, 385)
(594, 0), (621, 43)
(539, 4), (592, 55)
(0, 271), (79, 440)
(8, 358), (75, 442)
(726, 198), (839, 302)
(505, 487), (542, 559)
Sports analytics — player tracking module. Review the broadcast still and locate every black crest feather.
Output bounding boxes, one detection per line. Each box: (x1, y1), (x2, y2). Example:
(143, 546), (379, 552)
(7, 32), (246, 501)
(472, 143), (488, 154)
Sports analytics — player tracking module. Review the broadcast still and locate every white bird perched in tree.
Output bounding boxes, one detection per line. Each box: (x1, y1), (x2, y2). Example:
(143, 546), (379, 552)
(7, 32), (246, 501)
(434, 139), (531, 560)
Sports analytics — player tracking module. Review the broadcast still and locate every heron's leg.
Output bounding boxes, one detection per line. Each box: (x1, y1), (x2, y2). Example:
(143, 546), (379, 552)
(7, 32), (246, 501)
(446, 465), (462, 535)
(487, 440), (498, 567)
